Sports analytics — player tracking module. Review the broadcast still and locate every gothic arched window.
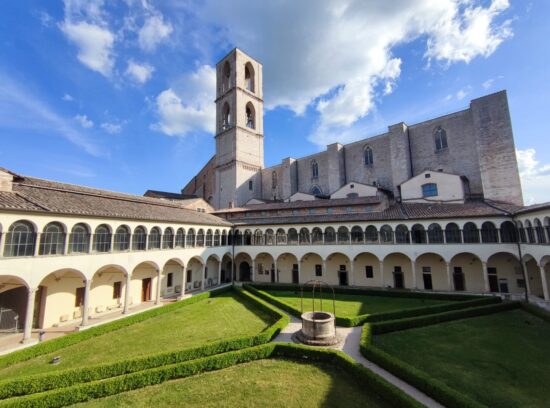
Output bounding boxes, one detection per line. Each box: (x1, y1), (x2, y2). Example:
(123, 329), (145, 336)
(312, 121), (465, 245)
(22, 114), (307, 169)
(222, 102), (230, 130)
(364, 146), (373, 166)
(272, 171), (277, 189)
(311, 160), (319, 179)
(245, 63), (254, 92)
(245, 103), (255, 129)
(311, 185), (322, 196)
(222, 61), (230, 92)
(434, 126), (448, 151)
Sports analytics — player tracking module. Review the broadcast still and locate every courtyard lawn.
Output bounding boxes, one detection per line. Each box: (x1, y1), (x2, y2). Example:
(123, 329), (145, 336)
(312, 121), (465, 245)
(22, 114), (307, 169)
(373, 309), (550, 408)
(263, 289), (450, 318)
(75, 359), (390, 408)
(0, 292), (275, 379)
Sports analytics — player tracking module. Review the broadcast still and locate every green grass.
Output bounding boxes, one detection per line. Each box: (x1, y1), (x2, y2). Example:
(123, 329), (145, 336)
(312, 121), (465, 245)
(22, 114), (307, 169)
(373, 309), (550, 408)
(74, 358), (390, 408)
(0, 292), (275, 379)
(264, 290), (449, 318)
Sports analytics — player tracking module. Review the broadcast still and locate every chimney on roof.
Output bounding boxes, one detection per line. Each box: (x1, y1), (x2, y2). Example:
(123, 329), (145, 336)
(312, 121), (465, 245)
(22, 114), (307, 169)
(0, 169), (14, 192)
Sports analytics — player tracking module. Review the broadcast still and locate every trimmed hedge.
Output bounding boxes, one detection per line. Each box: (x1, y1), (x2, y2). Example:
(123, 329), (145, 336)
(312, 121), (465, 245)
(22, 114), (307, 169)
(244, 283), (498, 327)
(360, 301), (523, 408)
(0, 285), (232, 371)
(0, 343), (423, 408)
(521, 302), (550, 323)
(0, 286), (289, 400)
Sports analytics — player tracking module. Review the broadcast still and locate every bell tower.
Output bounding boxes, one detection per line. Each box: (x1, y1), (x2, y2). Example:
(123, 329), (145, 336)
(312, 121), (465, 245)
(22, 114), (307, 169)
(214, 48), (264, 209)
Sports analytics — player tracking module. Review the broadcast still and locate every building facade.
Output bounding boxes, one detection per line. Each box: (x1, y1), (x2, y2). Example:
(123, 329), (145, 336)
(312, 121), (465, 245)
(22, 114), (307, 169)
(0, 49), (548, 346)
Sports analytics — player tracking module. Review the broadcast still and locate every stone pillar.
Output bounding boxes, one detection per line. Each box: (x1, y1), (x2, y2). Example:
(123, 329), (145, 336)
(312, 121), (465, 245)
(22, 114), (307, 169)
(349, 261), (355, 286)
(274, 260), (279, 283)
(123, 274), (131, 314)
(201, 265), (206, 290)
(22, 287), (37, 343)
(379, 261), (384, 288)
(33, 233), (41, 256)
(445, 262), (453, 291)
(81, 279), (91, 326)
(522, 262), (531, 296)
(155, 269), (162, 305)
(410, 261), (417, 289)
(251, 261), (256, 282)
(297, 261), (301, 284)
(482, 262), (490, 292)
(322, 260), (327, 279)
(218, 262), (222, 286)
(540, 264), (549, 301)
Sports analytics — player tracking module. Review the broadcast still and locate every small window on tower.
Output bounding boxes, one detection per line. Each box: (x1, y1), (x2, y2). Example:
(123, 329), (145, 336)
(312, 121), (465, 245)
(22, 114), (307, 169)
(246, 103), (255, 129)
(249, 180), (253, 191)
(434, 126), (448, 151)
(422, 183), (438, 197)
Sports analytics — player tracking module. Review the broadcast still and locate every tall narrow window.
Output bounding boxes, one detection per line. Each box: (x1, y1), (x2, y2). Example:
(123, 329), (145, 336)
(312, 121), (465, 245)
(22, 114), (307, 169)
(148, 227), (161, 249)
(311, 160), (319, 179)
(222, 61), (230, 92)
(245, 103), (255, 129)
(69, 224), (90, 254)
(272, 171), (277, 189)
(364, 146), (373, 166)
(244, 63), (254, 92)
(132, 226), (147, 250)
(113, 226), (130, 252)
(4, 221), (36, 257)
(162, 228), (174, 249)
(434, 126), (448, 151)
(93, 225), (111, 253)
(222, 102), (231, 130)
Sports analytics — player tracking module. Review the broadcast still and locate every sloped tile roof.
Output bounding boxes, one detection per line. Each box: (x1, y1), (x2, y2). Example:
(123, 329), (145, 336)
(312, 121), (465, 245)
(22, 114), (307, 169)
(0, 176), (230, 227)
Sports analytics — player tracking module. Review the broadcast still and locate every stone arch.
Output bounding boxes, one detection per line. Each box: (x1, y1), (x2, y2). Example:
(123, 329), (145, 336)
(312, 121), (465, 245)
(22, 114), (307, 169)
(395, 224), (410, 244)
(481, 221), (498, 243)
(444, 222), (461, 244)
(379, 224), (393, 243)
(162, 258), (185, 297)
(244, 62), (255, 92)
(463, 222), (480, 243)
(365, 225), (378, 243)
(287, 228), (298, 245)
(254, 252), (275, 283)
(276, 252), (300, 284)
(204, 254), (221, 288)
(0, 275), (31, 334)
(254, 229), (264, 245)
(411, 224), (426, 244)
(311, 227), (323, 244)
(299, 227), (311, 245)
(235, 252), (253, 282)
(245, 102), (255, 129)
(300, 252), (324, 282)
(382, 252), (412, 289)
(428, 223), (444, 244)
(90, 265), (128, 315)
(325, 252), (351, 286)
(486, 252), (522, 294)
(324, 227), (336, 244)
(354, 252), (380, 287)
(351, 226), (364, 244)
(221, 253), (233, 283)
(500, 221), (517, 243)
(39, 221), (67, 255)
(221, 101), (231, 130)
(449, 252), (483, 292)
(265, 228), (275, 245)
(276, 228), (287, 245)
(337, 226), (349, 244)
(38, 268), (87, 329)
(414, 252), (448, 291)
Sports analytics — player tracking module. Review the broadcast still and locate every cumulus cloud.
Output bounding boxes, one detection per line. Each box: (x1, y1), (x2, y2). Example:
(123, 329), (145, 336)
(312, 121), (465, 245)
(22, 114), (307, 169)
(101, 122), (122, 134)
(74, 114), (94, 128)
(152, 65), (216, 137)
(516, 149), (550, 205)
(190, 0), (512, 146)
(125, 60), (154, 83)
(59, 1), (115, 77)
(138, 14), (173, 52)
(62, 93), (74, 101)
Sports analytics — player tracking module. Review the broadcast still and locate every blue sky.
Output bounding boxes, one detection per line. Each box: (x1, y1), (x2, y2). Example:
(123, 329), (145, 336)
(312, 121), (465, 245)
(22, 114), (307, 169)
(0, 0), (548, 204)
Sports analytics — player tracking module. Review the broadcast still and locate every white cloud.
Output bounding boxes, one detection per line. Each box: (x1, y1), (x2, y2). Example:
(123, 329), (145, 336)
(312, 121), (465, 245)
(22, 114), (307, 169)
(62, 93), (74, 101)
(482, 78), (494, 89)
(191, 0), (512, 146)
(138, 15), (173, 52)
(37, 11), (54, 27)
(516, 149), (550, 205)
(125, 60), (154, 84)
(456, 88), (468, 100)
(101, 122), (122, 134)
(74, 114), (94, 128)
(60, 21), (115, 76)
(60, 0), (115, 77)
(152, 65), (216, 137)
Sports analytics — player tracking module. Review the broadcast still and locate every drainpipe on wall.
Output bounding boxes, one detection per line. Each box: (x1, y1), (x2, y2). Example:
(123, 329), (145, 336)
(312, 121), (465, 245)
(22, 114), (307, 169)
(231, 225), (236, 284)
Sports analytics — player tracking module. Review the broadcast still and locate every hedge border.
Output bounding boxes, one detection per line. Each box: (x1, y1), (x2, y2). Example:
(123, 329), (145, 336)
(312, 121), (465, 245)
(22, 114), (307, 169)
(0, 285), (232, 371)
(360, 301), (524, 408)
(0, 286), (289, 400)
(0, 343), (423, 408)
(244, 283), (498, 327)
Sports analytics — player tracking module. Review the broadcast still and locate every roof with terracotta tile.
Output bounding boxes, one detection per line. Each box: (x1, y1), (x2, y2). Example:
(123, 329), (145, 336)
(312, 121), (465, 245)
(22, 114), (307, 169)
(0, 176), (230, 226)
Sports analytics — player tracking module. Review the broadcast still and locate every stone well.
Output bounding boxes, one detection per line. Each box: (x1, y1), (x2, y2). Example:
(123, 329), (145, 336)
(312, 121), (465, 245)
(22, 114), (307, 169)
(294, 311), (341, 346)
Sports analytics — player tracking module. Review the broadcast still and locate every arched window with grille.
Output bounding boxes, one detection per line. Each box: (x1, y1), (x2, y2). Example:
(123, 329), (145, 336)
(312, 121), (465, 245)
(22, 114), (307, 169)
(214, 230), (220, 246)
(287, 228), (298, 245)
(428, 223), (444, 243)
(205, 229), (213, 247)
(337, 226), (350, 243)
(351, 226), (364, 243)
(445, 223), (461, 243)
(4, 220), (36, 257)
(395, 224), (410, 244)
(187, 228), (196, 247)
(481, 222), (498, 243)
(132, 226), (147, 250)
(299, 228), (310, 245)
(93, 224), (112, 253)
(324, 227), (336, 244)
(175, 228), (185, 248)
(39, 222), (66, 255)
(422, 183), (438, 198)
(463, 222), (480, 243)
(113, 225), (131, 252)
(311, 160), (319, 179)
(196, 229), (205, 247)
(69, 223), (90, 254)
(434, 126), (448, 151)
(411, 224), (426, 244)
(265, 229), (274, 245)
(276, 228), (286, 245)
(148, 227), (161, 249)
(500, 221), (517, 243)
(163, 228), (174, 249)
(364, 146), (373, 166)
(534, 219), (546, 244)
(254, 229), (263, 245)
(365, 226), (378, 242)
(380, 225), (393, 243)
(312, 227), (323, 244)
